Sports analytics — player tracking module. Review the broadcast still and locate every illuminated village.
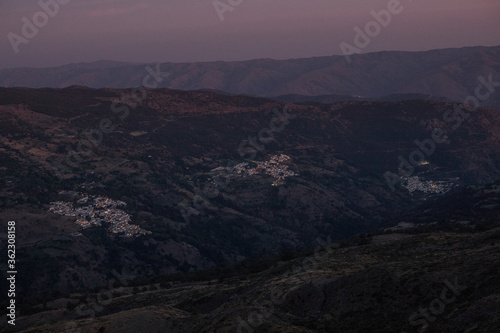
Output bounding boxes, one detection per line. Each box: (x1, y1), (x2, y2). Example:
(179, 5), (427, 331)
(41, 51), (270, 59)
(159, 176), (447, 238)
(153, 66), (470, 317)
(49, 194), (151, 237)
(401, 175), (455, 195)
(210, 154), (297, 186)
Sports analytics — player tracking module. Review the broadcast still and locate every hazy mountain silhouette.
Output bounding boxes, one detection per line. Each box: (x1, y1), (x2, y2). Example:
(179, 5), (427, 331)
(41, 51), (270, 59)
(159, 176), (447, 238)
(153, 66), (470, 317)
(1, 46), (499, 108)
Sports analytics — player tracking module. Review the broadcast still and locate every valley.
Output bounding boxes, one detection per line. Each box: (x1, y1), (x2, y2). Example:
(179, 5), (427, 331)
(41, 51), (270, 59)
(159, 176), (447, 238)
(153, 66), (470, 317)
(0, 86), (499, 332)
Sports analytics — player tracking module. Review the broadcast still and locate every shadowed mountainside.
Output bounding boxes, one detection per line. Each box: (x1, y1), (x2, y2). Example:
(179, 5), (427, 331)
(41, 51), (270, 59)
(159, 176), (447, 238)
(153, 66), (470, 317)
(0, 87), (500, 321)
(10, 219), (500, 333)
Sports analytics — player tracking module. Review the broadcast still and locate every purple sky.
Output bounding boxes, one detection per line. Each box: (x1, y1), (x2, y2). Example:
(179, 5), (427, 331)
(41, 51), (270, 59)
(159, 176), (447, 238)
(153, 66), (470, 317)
(1, 0), (499, 69)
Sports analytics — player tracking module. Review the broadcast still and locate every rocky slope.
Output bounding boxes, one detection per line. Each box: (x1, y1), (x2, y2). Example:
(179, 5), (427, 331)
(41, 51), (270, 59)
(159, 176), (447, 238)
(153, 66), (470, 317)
(10, 219), (500, 333)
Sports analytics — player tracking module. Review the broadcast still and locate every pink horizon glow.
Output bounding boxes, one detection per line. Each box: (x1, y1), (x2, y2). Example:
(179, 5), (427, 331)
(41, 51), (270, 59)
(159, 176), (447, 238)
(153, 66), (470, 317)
(1, 0), (499, 69)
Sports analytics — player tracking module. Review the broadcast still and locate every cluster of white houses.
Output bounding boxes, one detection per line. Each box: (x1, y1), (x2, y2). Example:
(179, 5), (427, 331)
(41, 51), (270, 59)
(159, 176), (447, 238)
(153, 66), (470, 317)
(210, 154), (297, 186)
(402, 176), (454, 195)
(49, 195), (151, 237)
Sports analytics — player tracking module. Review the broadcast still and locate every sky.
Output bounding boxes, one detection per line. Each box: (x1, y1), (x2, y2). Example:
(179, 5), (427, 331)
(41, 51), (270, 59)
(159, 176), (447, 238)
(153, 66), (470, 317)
(1, 0), (499, 69)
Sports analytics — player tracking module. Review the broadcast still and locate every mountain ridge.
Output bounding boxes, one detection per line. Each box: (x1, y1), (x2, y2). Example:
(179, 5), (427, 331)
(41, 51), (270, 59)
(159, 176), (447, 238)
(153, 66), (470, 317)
(1, 46), (499, 108)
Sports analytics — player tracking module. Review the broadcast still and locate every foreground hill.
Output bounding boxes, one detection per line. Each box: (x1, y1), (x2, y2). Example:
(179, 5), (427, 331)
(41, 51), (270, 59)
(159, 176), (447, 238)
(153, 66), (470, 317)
(11, 222), (500, 332)
(0, 86), (500, 312)
(1, 46), (499, 108)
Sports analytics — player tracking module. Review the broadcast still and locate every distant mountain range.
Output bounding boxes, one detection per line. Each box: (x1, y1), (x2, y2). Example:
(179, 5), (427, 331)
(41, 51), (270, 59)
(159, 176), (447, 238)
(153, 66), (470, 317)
(1, 46), (499, 107)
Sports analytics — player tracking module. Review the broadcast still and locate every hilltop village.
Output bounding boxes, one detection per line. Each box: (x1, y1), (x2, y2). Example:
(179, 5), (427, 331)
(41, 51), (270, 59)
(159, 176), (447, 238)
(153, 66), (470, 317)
(49, 193), (151, 237)
(210, 154), (297, 186)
